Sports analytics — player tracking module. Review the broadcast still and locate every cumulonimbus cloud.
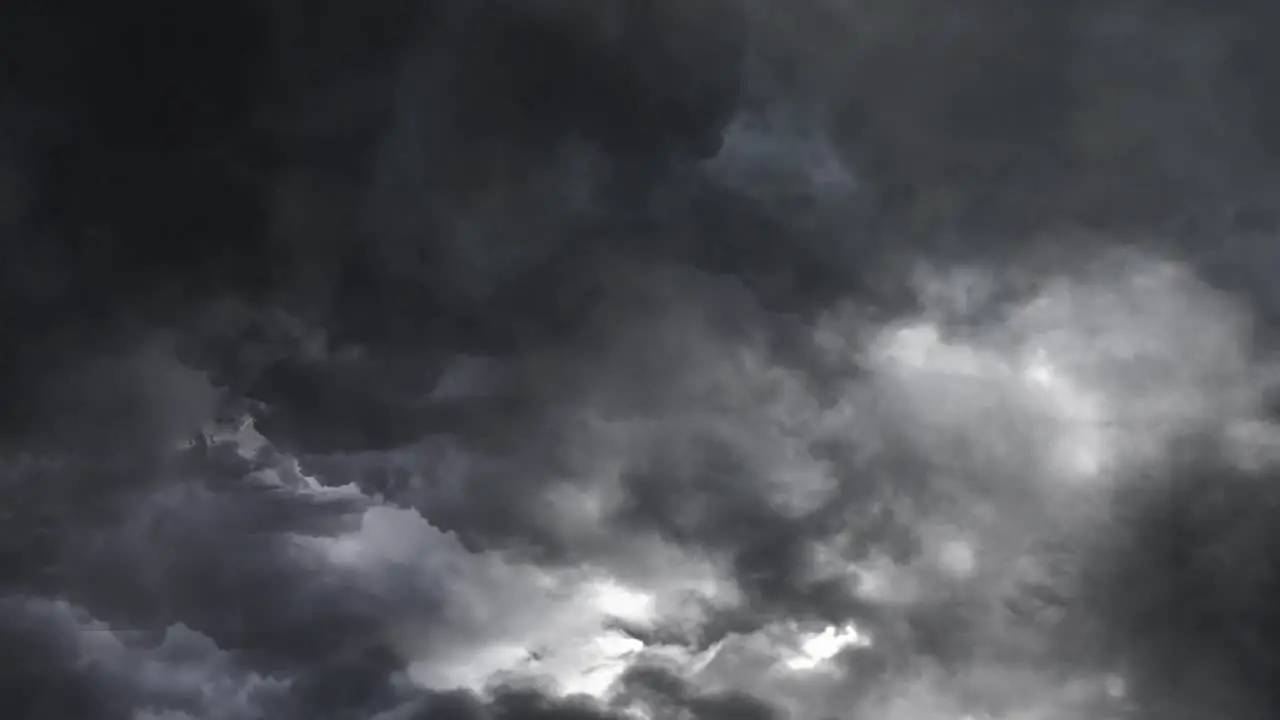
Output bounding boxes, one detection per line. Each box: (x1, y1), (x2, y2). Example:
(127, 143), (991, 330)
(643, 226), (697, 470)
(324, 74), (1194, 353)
(5, 2), (1280, 719)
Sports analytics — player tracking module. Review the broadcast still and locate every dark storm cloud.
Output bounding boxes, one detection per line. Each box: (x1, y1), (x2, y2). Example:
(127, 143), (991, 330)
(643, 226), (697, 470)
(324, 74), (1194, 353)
(6, 1), (1280, 719)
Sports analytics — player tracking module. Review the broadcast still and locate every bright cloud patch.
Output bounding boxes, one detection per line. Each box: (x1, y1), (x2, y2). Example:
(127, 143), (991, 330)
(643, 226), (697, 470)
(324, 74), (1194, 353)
(782, 623), (870, 671)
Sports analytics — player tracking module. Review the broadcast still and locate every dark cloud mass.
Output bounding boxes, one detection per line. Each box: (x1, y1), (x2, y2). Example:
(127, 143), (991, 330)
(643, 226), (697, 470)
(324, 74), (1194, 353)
(5, 1), (1280, 718)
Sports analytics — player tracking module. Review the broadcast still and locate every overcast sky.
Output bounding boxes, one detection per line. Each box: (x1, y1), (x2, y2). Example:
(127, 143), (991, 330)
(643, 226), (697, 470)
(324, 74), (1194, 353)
(3, 2), (1280, 719)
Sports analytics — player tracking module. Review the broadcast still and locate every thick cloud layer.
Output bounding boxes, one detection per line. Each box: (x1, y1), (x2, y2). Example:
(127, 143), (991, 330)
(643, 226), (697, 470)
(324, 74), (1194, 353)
(4, 1), (1280, 719)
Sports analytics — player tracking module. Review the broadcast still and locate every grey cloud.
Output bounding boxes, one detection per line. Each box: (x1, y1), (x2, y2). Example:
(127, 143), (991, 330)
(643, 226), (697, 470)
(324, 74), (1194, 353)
(7, 1), (1280, 719)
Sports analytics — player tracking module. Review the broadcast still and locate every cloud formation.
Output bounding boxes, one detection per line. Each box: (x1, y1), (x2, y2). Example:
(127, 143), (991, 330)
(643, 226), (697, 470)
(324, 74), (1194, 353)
(5, 1), (1280, 719)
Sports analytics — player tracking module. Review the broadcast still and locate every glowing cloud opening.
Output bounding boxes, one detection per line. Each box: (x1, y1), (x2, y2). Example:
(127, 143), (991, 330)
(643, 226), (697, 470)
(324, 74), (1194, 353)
(782, 623), (871, 671)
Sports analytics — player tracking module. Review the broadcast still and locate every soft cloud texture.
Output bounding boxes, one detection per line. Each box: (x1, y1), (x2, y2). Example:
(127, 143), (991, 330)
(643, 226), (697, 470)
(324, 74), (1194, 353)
(5, 2), (1280, 719)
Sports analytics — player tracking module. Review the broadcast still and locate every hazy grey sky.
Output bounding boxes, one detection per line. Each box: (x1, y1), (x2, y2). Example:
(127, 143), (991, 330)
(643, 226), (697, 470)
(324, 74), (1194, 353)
(4, 2), (1280, 719)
